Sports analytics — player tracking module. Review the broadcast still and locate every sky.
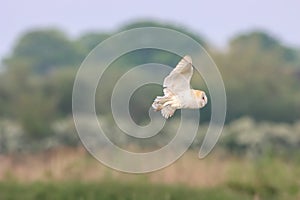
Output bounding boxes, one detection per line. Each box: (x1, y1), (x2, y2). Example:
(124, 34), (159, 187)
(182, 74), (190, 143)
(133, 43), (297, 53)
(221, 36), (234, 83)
(1, 0), (299, 62)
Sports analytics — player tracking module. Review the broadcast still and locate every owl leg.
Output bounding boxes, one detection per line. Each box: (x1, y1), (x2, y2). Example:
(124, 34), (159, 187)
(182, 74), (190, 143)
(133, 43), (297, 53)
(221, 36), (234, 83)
(161, 105), (176, 119)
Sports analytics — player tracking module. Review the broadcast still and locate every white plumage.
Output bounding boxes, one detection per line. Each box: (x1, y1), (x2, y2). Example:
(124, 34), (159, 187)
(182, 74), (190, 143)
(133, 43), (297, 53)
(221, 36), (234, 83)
(152, 55), (208, 118)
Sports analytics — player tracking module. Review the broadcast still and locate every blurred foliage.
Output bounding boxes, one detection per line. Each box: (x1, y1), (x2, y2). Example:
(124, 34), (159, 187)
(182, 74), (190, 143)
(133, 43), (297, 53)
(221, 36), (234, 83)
(1, 115), (300, 157)
(226, 155), (300, 199)
(0, 20), (300, 151)
(4, 29), (83, 74)
(120, 20), (207, 47)
(218, 117), (300, 158)
(0, 181), (254, 200)
(215, 31), (300, 122)
(77, 32), (110, 53)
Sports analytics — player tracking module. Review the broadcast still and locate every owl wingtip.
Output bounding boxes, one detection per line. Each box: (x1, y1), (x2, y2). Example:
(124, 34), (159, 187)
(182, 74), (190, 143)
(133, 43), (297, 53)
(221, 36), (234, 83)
(183, 55), (192, 63)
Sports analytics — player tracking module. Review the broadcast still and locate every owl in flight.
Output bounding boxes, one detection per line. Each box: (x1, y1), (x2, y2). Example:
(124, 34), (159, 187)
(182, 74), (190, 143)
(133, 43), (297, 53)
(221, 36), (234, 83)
(152, 55), (208, 118)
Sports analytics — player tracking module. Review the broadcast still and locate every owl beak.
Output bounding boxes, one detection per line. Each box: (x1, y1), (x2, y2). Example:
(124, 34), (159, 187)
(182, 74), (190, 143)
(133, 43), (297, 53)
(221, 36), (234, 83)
(201, 94), (208, 107)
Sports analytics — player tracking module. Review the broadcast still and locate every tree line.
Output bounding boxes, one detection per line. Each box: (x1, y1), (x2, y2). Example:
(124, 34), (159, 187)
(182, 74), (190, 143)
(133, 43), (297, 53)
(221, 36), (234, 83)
(0, 20), (299, 141)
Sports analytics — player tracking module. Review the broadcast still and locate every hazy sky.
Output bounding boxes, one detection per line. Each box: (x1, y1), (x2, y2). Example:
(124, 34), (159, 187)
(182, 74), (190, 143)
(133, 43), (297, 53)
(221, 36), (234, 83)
(1, 0), (299, 61)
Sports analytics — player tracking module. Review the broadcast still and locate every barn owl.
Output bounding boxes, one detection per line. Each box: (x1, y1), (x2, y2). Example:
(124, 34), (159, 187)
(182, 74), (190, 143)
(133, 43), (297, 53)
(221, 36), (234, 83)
(152, 55), (208, 118)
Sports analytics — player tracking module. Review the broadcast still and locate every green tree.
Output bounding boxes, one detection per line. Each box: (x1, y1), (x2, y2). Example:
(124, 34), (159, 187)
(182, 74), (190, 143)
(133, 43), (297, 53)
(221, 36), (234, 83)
(120, 20), (207, 46)
(218, 31), (300, 122)
(77, 32), (110, 53)
(4, 29), (83, 74)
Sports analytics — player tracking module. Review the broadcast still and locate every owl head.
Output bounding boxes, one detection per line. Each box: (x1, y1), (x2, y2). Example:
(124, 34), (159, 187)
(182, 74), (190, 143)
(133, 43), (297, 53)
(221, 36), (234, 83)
(193, 90), (208, 108)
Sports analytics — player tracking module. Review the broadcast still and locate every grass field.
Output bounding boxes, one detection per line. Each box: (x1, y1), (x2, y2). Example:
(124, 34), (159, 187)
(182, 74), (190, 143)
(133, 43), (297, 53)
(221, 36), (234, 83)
(0, 181), (254, 200)
(0, 147), (299, 200)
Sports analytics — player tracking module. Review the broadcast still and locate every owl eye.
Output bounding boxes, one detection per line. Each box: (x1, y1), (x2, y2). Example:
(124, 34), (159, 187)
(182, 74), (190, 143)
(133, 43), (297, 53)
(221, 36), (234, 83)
(202, 96), (205, 100)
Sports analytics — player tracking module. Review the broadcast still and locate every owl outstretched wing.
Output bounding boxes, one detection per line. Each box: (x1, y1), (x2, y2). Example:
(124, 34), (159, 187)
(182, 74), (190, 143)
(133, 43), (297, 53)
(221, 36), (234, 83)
(163, 55), (193, 94)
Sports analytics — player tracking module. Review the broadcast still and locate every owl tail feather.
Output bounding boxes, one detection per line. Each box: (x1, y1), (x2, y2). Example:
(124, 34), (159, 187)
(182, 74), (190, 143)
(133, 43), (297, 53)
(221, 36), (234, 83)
(152, 96), (169, 111)
(152, 96), (176, 119)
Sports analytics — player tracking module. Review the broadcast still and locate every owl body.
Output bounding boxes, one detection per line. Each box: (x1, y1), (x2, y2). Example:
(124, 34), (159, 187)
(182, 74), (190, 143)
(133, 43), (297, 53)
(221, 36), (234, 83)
(152, 55), (208, 118)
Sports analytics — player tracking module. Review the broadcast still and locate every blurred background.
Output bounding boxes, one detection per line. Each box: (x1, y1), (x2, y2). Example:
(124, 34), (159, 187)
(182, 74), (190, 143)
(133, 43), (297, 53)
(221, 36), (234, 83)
(0, 0), (300, 199)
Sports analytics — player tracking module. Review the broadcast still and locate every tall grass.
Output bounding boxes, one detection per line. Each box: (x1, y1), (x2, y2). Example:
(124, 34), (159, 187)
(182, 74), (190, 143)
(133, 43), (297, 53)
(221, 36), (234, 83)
(0, 180), (252, 200)
(225, 156), (300, 200)
(0, 148), (300, 199)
